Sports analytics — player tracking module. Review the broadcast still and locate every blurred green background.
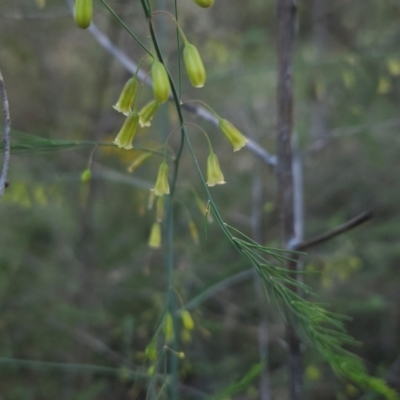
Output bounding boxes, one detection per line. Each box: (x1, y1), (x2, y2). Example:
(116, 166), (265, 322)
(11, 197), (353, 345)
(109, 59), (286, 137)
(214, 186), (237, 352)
(0, 0), (400, 399)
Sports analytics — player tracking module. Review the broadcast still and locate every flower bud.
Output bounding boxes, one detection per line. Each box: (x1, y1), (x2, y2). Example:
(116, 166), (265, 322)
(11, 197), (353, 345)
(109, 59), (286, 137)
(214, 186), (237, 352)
(74, 0), (92, 29)
(127, 152), (152, 173)
(181, 310), (195, 331)
(192, 0), (214, 7)
(206, 153), (225, 187)
(184, 43), (206, 88)
(148, 222), (161, 249)
(80, 169), (92, 183)
(113, 110), (140, 150)
(145, 343), (157, 361)
(152, 162), (170, 196)
(219, 119), (248, 152)
(139, 100), (159, 127)
(113, 77), (138, 116)
(151, 61), (171, 104)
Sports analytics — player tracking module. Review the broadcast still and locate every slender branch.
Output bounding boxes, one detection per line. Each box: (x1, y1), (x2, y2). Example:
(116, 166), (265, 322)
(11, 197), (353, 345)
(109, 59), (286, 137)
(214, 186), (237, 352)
(0, 69), (11, 200)
(275, 1), (302, 400)
(63, 0), (276, 168)
(295, 211), (373, 251)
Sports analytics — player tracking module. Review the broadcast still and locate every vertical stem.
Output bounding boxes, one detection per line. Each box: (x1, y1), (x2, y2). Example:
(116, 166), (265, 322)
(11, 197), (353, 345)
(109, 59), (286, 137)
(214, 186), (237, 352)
(275, 1), (302, 400)
(0, 69), (11, 200)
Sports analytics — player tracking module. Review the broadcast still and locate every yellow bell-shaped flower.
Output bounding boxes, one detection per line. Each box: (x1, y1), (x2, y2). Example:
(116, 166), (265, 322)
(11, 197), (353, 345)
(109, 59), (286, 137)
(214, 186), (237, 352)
(113, 77), (138, 116)
(151, 61), (171, 104)
(218, 118), (248, 152)
(139, 100), (159, 127)
(184, 43), (206, 88)
(74, 0), (92, 29)
(206, 153), (225, 187)
(148, 222), (161, 249)
(152, 162), (170, 196)
(113, 110), (140, 150)
(181, 310), (195, 330)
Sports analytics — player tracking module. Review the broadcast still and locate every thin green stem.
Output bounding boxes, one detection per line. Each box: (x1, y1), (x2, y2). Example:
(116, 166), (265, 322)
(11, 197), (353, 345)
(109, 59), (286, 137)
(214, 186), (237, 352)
(151, 11), (189, 44)
(174, 0), (182, 98)
(99, 0), (153, 56)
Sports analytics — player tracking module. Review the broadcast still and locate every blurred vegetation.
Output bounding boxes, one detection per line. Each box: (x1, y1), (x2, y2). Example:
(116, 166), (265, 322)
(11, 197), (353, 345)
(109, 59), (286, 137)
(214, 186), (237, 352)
(0, 0), (400, 399)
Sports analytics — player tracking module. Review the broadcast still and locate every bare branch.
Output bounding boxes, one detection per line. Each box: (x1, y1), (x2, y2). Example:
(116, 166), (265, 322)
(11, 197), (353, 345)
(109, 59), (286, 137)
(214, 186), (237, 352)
(0, 69), (11, 200)
(64, 0), (276, 168)
(295, 210), (373, 251)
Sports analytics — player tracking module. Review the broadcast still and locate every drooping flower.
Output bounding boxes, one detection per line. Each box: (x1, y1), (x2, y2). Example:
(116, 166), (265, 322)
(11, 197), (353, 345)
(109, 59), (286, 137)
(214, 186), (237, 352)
(218, 118), (248, 152)
(181, 310), (195, 330)
(151, 61), (171, 104)
(74, 0), (93, 29)
(192, 0), (214, 7)
(183, 43), (206, 88)
(139, 100), (159, 127)
(148, 222), (161, 249)
(113, 110), (140, 150)
(152, 162), (170, 196)
(206, 153), (225, 187)
(113, 77), (138, 116)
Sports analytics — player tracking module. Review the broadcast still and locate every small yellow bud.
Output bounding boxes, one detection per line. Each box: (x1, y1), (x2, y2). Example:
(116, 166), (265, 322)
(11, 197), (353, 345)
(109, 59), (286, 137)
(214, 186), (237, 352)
(181, 310), (195, 331)
(152, 162), (170, 196)
(113, 77), (138, 116)
(219, 119), (248, 152)
(156, 196), (165, 222)
(127, 152), (152, 173)
(206, 153), (226, 187)
(80, 169), (92, 183)
(188, 221), (200, 244)
(113, 111), (140, 150)
(74, 0), (93, 29)
(151, 61), (171, 104)
(184, 43), (206, 88)
(139, 100), (159, 127)
(164, 313), (174, 343)
(178, 352), (185, 359)
(145, 343), (157, 361)
(192, 0), (214, 7)
(147, 366), (156, 376)
(148, 222), (162, 249)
